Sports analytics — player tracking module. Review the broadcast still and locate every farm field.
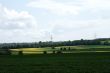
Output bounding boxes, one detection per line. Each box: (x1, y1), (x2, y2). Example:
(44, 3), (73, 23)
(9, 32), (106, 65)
(10, 45), (110, 55)
(10, 48), (52, 54)
(1, 0), (110, 73)
(56, 45), (110, 50)
(0, 52), (110, 73)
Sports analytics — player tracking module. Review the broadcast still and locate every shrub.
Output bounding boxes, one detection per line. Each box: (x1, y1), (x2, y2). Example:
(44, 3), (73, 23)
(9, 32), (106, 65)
(60, 48), (63, 51)
(43, 51), (47, 54)
(63, 48), (66, 51)
(52, 51), (56, 54)
(68, 47), (71, 51)
(18, 51), (23, 55)
(0, 49), (11, 55)
(56, 51), (62, 54)
(52, 47), (55, 49)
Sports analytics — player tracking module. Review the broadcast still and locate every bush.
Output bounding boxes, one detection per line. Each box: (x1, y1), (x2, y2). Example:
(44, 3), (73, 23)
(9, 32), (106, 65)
(52, 51), (56, 54)
(56, 51), (62, 54)
(52, 47), (55, 49)
(6, 50), (11, 55)
(63, 48), (66, 51)
(60, 48), (63, 51)
(68, 47), (71, 51)
(18, 51), (23, 55)
(43, 51), (47, 54)
(0, 49), (11, 55)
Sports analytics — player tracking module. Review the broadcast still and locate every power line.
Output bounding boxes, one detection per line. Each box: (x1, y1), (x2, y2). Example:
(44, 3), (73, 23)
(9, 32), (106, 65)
(94, 33), (97, 39)
(50, 34), (53, 42)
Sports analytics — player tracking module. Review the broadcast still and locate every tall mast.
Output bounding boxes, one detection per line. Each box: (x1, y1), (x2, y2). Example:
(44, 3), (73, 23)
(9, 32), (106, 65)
(94, 33), (97, 39)
(50, 34), (53, 42)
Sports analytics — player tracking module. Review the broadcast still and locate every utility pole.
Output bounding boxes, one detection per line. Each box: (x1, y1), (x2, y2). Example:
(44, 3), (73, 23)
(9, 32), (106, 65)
(50, 34), (54, 49)
(94, 33), (97, 39)
(51, 34), (53, 42)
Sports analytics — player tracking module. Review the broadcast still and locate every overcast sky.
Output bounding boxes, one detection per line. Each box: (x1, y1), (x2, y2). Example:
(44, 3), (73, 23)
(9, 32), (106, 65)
(0, 0), (110, 43)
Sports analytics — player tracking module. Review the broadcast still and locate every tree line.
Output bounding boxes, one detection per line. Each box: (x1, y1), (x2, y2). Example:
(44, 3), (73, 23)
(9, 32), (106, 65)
(0, 38), (110, 50)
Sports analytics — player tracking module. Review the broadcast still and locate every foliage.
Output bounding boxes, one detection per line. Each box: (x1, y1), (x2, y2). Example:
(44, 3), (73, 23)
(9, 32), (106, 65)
(0, 38), (110, 49)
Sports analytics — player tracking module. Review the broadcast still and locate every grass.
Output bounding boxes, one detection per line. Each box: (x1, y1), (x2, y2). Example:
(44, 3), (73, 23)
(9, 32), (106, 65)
(0, 52), (110, 73)
(10, 48), (51, 51)
(57, 45), (110, 49)
(10, 48), (54, 55)
(10, 45), (110, 55)
(56, 45), (110, 51)
(2, 45), (110, 73)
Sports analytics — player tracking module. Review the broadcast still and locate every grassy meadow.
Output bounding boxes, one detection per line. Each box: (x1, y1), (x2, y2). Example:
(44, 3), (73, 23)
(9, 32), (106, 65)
(0, 52), (110, 73)
(10, 45), (110, 55)
(0, 45), (110, 73)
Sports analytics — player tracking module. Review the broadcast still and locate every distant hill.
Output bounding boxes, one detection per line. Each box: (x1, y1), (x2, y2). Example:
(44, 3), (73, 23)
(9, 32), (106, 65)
(0, 38), (110, 50)
(95, 38), (110, 41)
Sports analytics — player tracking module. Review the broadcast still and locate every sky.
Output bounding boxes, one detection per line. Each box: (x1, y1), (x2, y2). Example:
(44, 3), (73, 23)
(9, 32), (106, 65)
(0, 0), (110, 43)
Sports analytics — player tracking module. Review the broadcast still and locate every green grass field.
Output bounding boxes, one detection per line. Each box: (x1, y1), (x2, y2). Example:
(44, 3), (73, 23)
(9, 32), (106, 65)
(0, 52), (110, 73)
(10, 45), (110, 55)
(3, 45), (110, 73)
